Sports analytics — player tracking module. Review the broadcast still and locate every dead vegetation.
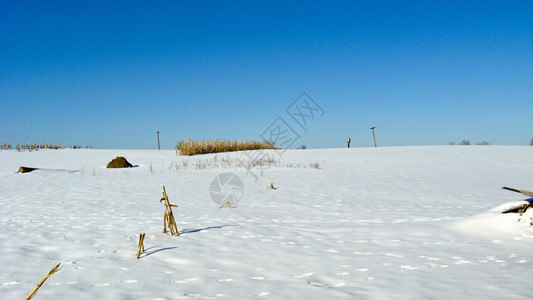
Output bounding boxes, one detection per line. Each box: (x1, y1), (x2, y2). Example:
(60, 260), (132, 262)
(176, 139), (274, 156)
(1, 142), (91, 151)
(161, 154), (321, 172)
(25, 263), (62, 300)
(160, 186), (179, 236)
(167, 153), (281, 170)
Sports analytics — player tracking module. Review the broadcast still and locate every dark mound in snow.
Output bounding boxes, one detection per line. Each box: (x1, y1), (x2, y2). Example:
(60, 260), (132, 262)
(106, 156), (133, 168)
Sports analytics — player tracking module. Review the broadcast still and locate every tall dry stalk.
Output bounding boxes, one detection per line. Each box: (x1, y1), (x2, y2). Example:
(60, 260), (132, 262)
(136, 233), (146, 259)
(160, 186), (179, 236)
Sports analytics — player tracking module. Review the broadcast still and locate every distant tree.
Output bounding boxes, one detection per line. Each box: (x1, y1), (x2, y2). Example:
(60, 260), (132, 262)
(460, 140), (471, 145)
(530, 138), (533, 146)
(476, 141), (490, 145)
(300, 145), (307, 149)
(449, 142), (455, 145)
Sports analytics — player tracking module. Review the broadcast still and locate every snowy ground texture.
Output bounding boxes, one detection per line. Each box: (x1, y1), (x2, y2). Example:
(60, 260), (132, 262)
(1, 146), (532, 299)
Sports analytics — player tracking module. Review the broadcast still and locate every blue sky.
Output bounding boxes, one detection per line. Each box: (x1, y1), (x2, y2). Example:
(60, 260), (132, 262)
(1, 1), (532, 149)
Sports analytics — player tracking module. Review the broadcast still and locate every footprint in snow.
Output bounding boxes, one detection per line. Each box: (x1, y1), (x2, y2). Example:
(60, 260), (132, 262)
(174, 278), (198, 283)
(385, 253), (403, 258)
(307, 281), (327, 288)
(419, 256), (440, 261)
(307, 280), (344, 288)
(122, 280), (138, 283)
(336, 272), (349, 276)
(294, 273), (314, 278)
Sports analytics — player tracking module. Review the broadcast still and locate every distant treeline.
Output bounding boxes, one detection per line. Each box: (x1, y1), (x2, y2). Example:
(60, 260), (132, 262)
(0, 142), (92, 151)
(176, 139), (274, 156)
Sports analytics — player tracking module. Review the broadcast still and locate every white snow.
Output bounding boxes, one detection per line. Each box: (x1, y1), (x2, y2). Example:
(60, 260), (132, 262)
(1, 146), (532, 299)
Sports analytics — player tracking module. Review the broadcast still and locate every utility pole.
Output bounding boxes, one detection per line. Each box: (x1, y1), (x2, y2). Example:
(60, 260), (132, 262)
(370, 127), (377, 147)
(347, 137), (351, 148)
(157, 131), (160, 150)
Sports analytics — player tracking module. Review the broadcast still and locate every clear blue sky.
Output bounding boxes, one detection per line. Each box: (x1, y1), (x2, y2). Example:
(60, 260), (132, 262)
(1, 0), (532, 149)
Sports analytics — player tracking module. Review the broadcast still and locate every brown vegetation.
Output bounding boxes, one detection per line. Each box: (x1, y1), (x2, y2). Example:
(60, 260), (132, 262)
(176, 139), (274, 156)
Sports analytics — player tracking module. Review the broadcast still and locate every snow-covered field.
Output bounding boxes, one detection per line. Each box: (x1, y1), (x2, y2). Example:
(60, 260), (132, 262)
(1, 146), (532, 299)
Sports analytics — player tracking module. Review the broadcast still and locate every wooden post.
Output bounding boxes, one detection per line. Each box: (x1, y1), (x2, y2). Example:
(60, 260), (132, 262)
(370, 127), (377, 147)
(347, 137), (351, 148)
(157, 131), (160, 150)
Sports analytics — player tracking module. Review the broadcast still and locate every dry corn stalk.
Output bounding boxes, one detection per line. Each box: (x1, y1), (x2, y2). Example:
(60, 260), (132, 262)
(25, 263), (62, 300)
(160, 186), (179, 236)
(266, 182), (277, 190)
(136, 233), (146, 259)
(219, 201), (231, 209)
